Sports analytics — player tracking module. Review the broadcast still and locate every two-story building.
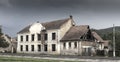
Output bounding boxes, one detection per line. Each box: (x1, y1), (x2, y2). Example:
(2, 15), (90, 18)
(17, 16), (108, 55)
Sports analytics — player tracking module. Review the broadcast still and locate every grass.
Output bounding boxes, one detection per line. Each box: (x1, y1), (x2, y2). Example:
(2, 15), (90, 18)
(0, 56), (82, 62)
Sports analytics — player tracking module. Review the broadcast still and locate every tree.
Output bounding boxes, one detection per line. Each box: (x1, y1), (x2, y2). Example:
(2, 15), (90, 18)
(0, 27), (9, 48)
(101, 32), (120, 51)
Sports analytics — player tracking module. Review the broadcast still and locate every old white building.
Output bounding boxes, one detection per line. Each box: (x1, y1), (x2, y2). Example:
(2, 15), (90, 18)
(17, 16), (108, 55)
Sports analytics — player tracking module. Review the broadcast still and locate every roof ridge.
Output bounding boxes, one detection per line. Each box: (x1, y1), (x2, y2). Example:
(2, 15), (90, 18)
(18, 18), (71, 34)
(42, 18), (70, 24)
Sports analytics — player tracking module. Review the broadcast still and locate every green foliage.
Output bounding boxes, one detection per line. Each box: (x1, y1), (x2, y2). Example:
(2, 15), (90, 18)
(95, 26), (120, 51)
(0, 56), (81, 62)
(0, 28), (9, 48)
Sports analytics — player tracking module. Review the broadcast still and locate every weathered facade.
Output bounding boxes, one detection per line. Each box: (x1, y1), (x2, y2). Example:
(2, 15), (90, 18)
(17, 16), (107, 55)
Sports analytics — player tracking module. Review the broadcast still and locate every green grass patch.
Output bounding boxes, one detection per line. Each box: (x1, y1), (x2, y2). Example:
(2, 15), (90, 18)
(0, 56), (82, 62)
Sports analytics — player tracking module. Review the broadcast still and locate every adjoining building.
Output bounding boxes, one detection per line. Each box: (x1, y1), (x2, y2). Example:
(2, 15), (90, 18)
(1, 34), (17, 53)
(17, 16), (108, 56)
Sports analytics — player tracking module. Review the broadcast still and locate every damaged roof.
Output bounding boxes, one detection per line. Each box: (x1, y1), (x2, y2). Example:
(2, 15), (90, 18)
(61, 25), (89, 41)
(18, 18), (71, 34)
(92, 31), (103, 42)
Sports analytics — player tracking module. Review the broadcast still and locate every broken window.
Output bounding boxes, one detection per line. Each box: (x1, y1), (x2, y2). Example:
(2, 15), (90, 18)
(38, 45), (41, 51)
(52, 44), (56, 51)
(26, 35), (29, 41)
(86, 30), (93, 40)
(63, 42), (66, 49)
(52, 33), (56, 40)
(69, 42), (71, 48)
(74, 42), (77, 48)
(44, 34), (48, 40)
(20, 36), (23, 41)
(26, 45), (28, 51)
(31, 34), (34, 41)
(20, 45), (23, 51)
(31, 45), (34, 51)
(44, 44), (47, 51)
(37, 34), (41, 41)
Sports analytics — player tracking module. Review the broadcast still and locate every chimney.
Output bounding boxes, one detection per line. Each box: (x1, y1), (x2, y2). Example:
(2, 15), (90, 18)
(69, 15), (73, 19)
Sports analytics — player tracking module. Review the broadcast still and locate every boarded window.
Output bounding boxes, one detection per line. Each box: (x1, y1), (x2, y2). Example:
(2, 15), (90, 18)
(38, 45), (41, 51)
(26, 35), (29, 41)
(31, 45), (34, 51)
(69, 42), (71, 48)
(74, 42), (77, 48)
(20, 45), (23, 51)
(44, 34), (48, 40)
(26, 45), (28, 51)
(52, 33), (56, 40)
(52, 44), (56, 51)
(44, 44), (47, 51)
(20, 36), (23, 41)
(37, 34), (41, 41)
(63, 42), (66, 49)
(31, 34), (34, 41)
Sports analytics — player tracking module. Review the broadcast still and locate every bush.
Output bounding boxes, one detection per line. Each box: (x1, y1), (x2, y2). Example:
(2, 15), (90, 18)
(96, 50), (104, 56)
(109, 50), (120, 57)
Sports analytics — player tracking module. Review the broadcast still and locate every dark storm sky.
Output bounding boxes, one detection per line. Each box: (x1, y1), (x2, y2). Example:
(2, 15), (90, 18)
(1, 0), (120, 37)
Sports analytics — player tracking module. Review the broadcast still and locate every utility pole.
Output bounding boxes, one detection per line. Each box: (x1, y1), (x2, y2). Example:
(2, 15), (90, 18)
(113, 24), (116, 57)
(0, 25), (2, 33)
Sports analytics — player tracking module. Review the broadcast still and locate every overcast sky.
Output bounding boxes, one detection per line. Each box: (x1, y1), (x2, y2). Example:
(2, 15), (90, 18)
(1, 0), (120, 37)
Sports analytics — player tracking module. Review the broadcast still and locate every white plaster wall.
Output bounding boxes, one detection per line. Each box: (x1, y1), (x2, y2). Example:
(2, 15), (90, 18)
(46, 29), (61, 54)
(60, 41), (81, 55)
(17, 29), (61, 54)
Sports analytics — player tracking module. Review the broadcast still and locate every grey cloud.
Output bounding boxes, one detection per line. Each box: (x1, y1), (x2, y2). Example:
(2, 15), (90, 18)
(0, 0), (12, 7)
(1, 0), (120, 37)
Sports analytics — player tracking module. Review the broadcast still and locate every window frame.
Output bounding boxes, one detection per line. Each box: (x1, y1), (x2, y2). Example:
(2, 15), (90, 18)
(69, 42), (71, 48)
(63, 42), (66, 49)
(52, 33), (56, 40)
(26, 45), (28, 51)
(26, 35), (29, 41)
(20, 45), (23, 51)
(38, 45), (41, 51)
(31, 34), (34, 41)
(44, 44), (47, 51)
(20, 36), (23, 42)
(52, 44), (56, 51)
(37, 34), (41, 41)
(44, 33), (48, 40)
(74, 42), (77, 48)
(31, 45), (34, 51)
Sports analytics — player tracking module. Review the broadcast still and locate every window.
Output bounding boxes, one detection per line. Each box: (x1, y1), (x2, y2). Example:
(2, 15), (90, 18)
(74, 42), (77, 48)
(37, 34), (41, 41)
(44, 34), (48, 40)
(38, 45), (41, 51)
(69, 42), (71, 48)
(20, 36), (23, 41)
(52, 44), (56, 51)
(52, 33), (56, 40)
(26, 35), (29, 41)
(63, 42), (66, 49)
(31, 45), (34, 51)
(44, 44), (47, 51)
(26, 45), (28, 51)
(31, 34), (34, 41)
(20, 45), (23, 51)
